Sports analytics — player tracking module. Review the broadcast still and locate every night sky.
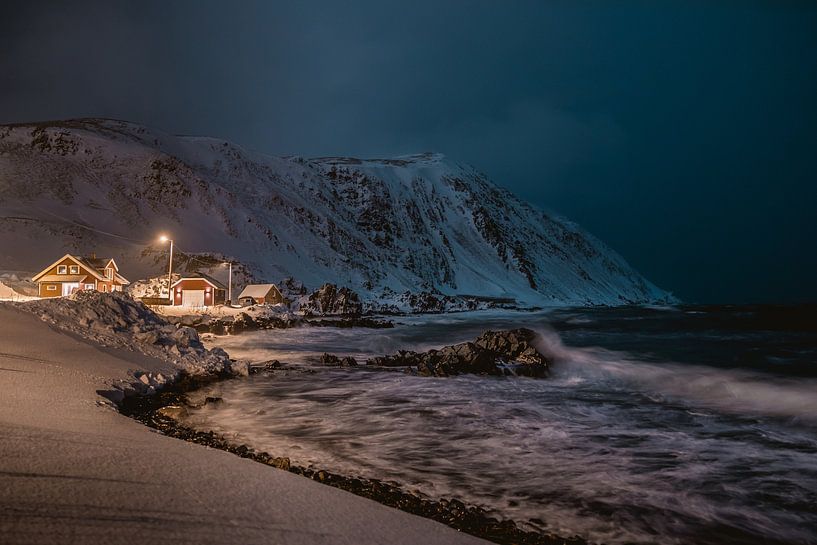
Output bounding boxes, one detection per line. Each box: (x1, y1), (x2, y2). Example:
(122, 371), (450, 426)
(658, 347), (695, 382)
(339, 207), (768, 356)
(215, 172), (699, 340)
(2, 1), (816, 303)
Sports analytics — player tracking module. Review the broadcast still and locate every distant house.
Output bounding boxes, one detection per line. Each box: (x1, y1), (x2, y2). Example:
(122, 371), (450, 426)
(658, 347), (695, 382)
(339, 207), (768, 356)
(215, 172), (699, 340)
(237, 284), (287, 306)
(171, 273), (226, 307)
(32, 254), (129, 298)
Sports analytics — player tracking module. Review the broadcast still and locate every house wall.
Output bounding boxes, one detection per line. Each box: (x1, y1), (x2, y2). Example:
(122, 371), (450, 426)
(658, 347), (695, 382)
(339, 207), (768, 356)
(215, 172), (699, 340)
(263, 286), (285, 305)
(173, 279), (225, 306)
(38, 282), (63, 298)
(97, 263), (123, 292)
(247, 286), (285, 305)
(37, 257), (97, 298)
(38, 257), (92, 279)
(96, 279), (123, 293)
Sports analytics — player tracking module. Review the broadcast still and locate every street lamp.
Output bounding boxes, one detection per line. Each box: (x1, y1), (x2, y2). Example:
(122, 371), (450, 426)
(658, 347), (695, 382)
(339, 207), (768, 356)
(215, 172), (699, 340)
(224, 261), (233, 306)
(159, 235), (173, 304)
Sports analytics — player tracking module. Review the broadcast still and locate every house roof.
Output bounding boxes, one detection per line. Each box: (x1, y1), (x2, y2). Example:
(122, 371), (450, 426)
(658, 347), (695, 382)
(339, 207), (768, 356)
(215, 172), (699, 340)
(32, 254), (130, 284)
(79, 256), (118, 271)
(75, 256), (129, 284)
(36, 274), (90, 283)
(171, 272), (226, 290)
(237, 284), (279, 299)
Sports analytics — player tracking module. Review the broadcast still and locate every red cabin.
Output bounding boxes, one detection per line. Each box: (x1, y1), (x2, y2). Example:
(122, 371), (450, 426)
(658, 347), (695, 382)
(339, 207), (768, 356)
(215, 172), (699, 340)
(170, 273), (226, 307)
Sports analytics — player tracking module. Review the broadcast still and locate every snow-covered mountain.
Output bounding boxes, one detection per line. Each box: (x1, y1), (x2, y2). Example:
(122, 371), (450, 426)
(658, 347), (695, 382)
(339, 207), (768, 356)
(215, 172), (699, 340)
(0, 118), (672, 308)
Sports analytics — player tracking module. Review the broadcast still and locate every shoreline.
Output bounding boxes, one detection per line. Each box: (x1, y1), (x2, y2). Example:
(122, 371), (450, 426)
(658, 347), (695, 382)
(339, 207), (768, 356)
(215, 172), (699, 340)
(0, 304), (488, 545)
(118, 369), (587, 545)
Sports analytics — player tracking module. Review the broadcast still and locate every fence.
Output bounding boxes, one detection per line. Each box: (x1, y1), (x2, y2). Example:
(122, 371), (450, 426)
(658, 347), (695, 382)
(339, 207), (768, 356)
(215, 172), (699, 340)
(139, 296), (172, 306)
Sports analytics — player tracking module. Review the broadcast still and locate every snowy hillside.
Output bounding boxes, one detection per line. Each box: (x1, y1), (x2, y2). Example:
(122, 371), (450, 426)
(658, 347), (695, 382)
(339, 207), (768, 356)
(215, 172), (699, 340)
(0, 118), (672, 307)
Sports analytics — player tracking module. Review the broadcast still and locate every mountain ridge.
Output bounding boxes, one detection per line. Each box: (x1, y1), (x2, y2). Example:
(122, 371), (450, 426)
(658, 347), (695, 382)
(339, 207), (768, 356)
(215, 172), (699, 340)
(0, 118), (674, 309)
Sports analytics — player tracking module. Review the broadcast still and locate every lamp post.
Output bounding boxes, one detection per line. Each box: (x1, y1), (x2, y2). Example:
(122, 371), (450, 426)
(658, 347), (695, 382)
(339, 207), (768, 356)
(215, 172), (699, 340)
(159, 235), (173, 304)
(224, 261), (233, 306)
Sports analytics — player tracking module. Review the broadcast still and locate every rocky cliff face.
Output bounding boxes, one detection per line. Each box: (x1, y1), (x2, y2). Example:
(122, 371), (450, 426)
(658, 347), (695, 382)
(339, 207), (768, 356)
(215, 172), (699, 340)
(0, 118), (673, 309)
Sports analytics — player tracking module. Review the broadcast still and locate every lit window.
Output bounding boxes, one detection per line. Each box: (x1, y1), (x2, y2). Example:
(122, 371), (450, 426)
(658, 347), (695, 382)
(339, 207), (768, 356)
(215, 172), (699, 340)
(69, 265), (79, 274)
(46, 285), (57, 291)
(57, 265), (67, 274)
(106, 268), (113, 279)
(85, 284), (95, 290)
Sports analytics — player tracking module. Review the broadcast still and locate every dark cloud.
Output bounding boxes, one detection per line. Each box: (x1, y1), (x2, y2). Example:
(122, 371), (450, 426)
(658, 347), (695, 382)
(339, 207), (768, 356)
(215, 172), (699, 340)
(2, 0), (816, 302)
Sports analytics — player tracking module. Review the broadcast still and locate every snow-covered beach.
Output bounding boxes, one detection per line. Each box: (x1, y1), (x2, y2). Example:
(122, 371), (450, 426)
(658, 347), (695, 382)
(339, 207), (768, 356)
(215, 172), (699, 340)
(0, 300), (485, 545)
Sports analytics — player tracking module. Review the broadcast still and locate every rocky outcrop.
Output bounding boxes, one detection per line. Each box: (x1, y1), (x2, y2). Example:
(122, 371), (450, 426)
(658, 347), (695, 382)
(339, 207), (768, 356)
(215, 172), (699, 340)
(277, 277), (307, 301)
(366, 328), (550, 377)
(473, 329), (547, 365)
(364, 289), (521, 315)
(320, 353), (359, 367)
(301, 283), (363, 316)
(183, 312), (392, 335)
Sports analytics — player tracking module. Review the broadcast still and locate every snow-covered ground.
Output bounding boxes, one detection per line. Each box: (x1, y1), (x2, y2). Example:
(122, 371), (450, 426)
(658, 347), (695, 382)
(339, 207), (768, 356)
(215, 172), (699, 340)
(0, 300), (485, 545)
(19, 291), (241, 380)
(0, 271), (38, 301)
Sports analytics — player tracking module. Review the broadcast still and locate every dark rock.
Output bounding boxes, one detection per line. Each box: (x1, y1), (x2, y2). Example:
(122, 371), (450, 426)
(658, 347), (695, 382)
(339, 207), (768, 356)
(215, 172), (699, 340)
(303, 283), (363, 316)
(367, 328), (550, 377)
(250, 359), (285, 374)
(232, 312), (256, 332)
(341, 356), (359, 367)
(268, 456), (290, 471)
(179, 314), (203, 327)
(196, 314), (305, 335)
(307, 317), (394, 328)
(156, 405), (188, 419)
(320, 353), (358, 367)
(277, 277), (307, 300)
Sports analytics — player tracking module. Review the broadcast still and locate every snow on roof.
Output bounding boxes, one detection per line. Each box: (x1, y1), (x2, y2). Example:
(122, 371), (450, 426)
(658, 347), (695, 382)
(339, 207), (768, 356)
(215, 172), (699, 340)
(171, 271), (226, 290)
(32, 254), (129, 284)
(237, 284), (278, 299)
(77, 256), (113, 270)
(36, 274), (89, 283)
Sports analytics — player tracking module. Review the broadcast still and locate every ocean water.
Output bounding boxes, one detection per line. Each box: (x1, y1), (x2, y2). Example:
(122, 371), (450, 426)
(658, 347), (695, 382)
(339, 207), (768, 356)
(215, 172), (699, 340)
(195, 306), (817, 545)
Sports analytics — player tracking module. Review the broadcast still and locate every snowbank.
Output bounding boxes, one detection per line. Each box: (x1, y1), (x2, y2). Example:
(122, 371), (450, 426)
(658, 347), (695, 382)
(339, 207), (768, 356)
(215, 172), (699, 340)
(18, 291), (243, 382)
(0, 272), (38, 301)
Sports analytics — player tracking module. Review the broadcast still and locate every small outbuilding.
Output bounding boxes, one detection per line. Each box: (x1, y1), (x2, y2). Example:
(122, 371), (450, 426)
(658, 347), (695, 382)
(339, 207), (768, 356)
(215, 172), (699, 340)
(237, 283), (286, 306)
(170, 273), (226, 307)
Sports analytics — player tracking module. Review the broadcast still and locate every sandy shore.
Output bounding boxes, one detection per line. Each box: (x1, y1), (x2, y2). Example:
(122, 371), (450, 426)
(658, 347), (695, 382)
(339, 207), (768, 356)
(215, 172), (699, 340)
(0, 305), (485, 545)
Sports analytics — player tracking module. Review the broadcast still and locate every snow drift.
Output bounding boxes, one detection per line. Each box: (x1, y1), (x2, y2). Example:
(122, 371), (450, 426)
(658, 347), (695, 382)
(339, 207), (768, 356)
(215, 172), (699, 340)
(18, 291), (240, 382)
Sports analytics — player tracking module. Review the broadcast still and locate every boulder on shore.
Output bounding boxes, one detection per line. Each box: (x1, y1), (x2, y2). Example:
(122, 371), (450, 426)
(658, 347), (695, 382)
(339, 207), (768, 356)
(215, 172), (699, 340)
(320, 353), (359, 367)
(366, 328), (550, 377)
(302, 283), (363, 316)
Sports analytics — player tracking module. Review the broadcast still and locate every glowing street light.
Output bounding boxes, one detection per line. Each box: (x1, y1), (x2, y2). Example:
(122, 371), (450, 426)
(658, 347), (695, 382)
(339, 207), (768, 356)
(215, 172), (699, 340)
(223, 261), (233, 306)
(159, 235), (173, 304)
